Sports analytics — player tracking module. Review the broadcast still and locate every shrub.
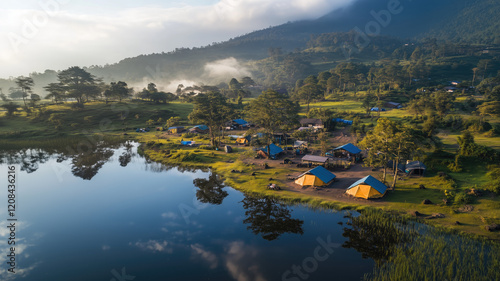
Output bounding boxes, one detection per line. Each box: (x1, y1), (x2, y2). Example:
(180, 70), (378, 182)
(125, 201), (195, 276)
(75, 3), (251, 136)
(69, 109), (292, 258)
(454, 192), (473, 205)
(181, 132), (197, 138)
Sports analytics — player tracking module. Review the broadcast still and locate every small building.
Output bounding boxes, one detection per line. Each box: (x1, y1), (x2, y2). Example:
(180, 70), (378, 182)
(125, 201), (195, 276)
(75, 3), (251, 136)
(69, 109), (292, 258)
(293, 141), (308, 149)
(168, 126), (185, 134)
(189, 125), (209, 134)
(258, 143), (284, 160)
(370, 107), (386, 112)
(300, 118), (324, 129)
(346, 175), (388, 199)
(330, 143), (362, 162)
(385, 102), (403, 109)
(295, 166), (336, 187)
(231, 119), (249, 129)
(405, 161), (427, 176)
(301, 155), (330, 165)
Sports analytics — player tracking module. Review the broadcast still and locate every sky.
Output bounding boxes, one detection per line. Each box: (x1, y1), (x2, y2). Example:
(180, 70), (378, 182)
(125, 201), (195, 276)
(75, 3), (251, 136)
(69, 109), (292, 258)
(0, 0), (356, 79)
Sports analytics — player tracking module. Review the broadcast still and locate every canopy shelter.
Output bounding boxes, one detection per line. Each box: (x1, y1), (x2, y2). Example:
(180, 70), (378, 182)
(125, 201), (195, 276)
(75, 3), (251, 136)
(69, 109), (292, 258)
(295, 166), (336, 187)
(258, 143), (284, 160)
(301, 155), (329, 165)
(168, 126), (185, 134)
(346, 175), (388, 199)
(329, 143), (362, 162)
(189, 125), (209, 134)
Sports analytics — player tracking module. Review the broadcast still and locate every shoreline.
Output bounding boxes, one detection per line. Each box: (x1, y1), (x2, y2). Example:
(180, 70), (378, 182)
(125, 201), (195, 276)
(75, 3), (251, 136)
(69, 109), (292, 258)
(138, 137), (500, 241)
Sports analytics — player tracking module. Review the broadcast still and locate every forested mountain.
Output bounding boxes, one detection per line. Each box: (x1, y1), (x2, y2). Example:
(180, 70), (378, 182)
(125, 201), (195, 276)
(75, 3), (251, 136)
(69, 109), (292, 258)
(2, 0), (498, 96)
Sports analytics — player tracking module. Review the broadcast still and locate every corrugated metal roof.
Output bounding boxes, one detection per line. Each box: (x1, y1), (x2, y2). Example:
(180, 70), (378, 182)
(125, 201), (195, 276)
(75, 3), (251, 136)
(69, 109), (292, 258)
(260, 143), (283, 156)
(334, 143), (362, 154)
(347, 175), (388, 194)
(302, 155), (329, 163)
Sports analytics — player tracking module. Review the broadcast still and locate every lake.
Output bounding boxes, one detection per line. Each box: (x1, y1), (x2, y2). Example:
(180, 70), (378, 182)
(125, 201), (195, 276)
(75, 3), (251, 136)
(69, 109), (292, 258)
(0, 142), (376, 281)
(1, 141), (498, 281)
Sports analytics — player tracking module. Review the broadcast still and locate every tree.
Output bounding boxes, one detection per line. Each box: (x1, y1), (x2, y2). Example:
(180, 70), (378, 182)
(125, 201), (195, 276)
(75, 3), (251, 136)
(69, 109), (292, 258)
(1, 102), (19, 117)
(246, 90), (299, 151)
(165, 116), (181, 128)
(478, 101), (500, 118)
(57, 66), (100, 105)
(189, 92), (234, 147)
(361, 118), (416, 187)
(15, 76), (34, 112)
(44, 83), (66, 103)
(362, 93), (376, 116)
(296, 75), (322, 113)
(30, 94), (41, 107)
(104, 81), (132, 102)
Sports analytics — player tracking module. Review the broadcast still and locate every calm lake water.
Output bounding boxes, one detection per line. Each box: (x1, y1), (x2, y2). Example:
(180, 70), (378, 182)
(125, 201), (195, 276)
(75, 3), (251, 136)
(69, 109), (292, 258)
(0, 142), (376, 281)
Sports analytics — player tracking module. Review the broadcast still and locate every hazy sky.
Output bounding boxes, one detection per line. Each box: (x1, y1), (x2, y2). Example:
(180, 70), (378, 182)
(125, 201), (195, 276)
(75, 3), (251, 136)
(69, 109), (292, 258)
(0, 0), (355, 78)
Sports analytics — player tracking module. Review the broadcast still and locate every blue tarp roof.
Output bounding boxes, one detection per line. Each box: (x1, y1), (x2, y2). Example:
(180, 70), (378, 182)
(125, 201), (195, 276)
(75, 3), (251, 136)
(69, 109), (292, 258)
(347, 175), (388, 194)
(260, 143), (283, 156)
(168, 126), (184, 130)
(181, 141), (193, 146)
(233, 119), (248, 125)
(333, 118), (353, 125)
(334, 143), (362, 154)
(193, 125), (208, 131)
(307, 166), (336, 184)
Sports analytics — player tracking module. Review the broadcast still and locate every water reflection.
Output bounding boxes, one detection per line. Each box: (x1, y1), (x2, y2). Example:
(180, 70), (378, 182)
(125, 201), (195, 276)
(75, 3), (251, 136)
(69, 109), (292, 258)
(118, 142), (134, 167)
(342, 211), (415, 265)
(241, 196), (304, 241)
(193, 173), (228, 205)
(0, 149), (50, 173)
(71, 147), (114, 180)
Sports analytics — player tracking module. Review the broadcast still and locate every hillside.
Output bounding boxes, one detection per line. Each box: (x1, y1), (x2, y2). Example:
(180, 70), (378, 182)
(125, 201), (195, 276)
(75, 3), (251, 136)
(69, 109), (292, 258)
(2, 0), (498, 96)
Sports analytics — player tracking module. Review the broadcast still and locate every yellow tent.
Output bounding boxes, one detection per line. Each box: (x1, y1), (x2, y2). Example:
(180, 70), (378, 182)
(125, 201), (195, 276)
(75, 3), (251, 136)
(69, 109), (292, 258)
(345, 175), (388, 199)
(294, 166), (336, 187)
(236, 137), (249, 145)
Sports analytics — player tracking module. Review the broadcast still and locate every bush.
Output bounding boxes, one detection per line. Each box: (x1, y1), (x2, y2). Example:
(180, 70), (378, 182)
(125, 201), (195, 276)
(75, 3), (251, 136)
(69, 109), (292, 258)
(181, 132), (197, 138)
(454, 192), (473, 205)
(199, 145), (216, 150)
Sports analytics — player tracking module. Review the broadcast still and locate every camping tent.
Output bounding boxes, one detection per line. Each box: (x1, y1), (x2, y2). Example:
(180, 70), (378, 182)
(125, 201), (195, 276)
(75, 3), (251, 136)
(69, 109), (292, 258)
(295, 166), (336, 187)
(168, 126), (185, 134)
(258, 143), (284, 159)
(189, 125), (209, 134)
(330, 143), (362, 162)
(346, 175), (388, 199)
(405, 161), (427, 176)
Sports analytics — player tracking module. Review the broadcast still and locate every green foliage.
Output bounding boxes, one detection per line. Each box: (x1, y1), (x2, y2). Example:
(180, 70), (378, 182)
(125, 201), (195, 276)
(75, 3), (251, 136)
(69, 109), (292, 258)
(1, 102), (19, 117)
(486, 165), (500, 194)
(447, 154), (463, 172)
(454, 192), (473, 205)
(166, 116), (181, 128)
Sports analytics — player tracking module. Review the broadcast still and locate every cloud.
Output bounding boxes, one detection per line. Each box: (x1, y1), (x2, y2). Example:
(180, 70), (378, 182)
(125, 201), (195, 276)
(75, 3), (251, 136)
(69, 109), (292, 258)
(191, 244), (219, 269)
(225, 241), (267, 281)
(0, 0), (356, 78)
(204, 58), (252, 82)
(161, 212), (179, 220)
(133, 240), (173, 253)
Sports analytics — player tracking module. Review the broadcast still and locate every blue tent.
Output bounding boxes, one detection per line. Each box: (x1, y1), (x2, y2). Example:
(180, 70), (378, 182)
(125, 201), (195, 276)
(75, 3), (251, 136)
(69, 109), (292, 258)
(334, 143), (362, 154)
(233, 119), (248, 125)
(346, 175), (388, 199)
(181, 141), (193, 146)
(307, 166), (336, 184)
(260, 143), (283, 159)
(193, 125), (208, 131)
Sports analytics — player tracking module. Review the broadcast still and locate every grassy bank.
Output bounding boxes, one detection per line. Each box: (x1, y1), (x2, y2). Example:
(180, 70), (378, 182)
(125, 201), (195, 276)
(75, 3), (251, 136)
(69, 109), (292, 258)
(137, 132), (500, 240)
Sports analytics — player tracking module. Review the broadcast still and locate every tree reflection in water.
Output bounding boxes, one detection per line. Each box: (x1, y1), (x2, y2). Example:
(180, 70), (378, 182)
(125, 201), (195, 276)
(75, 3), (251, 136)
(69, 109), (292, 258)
(0, 149), (50, 173)
(341, 211), (416, 265)
(118, 141), (134, 167)
(193, 173), (228, 205)
(71, 148), (114, 180)
(241, 196), (304, 241)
